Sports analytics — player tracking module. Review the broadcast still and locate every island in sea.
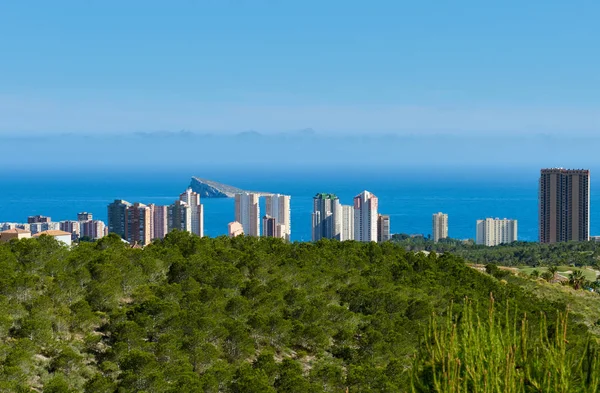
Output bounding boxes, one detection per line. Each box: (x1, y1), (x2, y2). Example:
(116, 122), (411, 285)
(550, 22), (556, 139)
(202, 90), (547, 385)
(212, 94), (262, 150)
(188, 176), (272, 198)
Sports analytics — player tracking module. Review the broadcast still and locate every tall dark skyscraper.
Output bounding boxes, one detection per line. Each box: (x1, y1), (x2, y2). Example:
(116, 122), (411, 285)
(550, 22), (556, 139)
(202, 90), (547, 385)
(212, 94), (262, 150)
(539, 168), (590, 243)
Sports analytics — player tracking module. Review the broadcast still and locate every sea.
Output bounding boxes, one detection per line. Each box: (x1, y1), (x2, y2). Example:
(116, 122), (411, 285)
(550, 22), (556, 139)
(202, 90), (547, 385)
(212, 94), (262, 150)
(0, 168), (596, 242)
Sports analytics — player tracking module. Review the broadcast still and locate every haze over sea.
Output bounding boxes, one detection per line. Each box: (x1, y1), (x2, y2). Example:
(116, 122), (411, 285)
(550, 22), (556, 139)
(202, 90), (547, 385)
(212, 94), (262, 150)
(3, 166), (595, 242)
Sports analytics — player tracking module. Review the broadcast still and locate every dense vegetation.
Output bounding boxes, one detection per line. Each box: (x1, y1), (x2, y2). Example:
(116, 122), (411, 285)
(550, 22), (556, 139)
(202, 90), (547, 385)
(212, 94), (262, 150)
(392, 234), (600, 267)
(0, 233), (598, 392)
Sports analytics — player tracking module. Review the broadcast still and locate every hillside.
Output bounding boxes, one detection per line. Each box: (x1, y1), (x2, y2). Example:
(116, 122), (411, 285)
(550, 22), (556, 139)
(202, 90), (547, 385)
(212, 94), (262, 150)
(0, 234), (598, 392)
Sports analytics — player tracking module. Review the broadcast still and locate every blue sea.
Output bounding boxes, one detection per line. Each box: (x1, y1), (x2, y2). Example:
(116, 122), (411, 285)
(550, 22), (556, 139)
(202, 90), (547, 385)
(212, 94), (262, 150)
(0, 168), (596, 242)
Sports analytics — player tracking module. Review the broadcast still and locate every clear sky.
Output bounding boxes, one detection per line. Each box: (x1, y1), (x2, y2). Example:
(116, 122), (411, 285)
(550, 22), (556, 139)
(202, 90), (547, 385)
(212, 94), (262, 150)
(1, 0), (599, 135)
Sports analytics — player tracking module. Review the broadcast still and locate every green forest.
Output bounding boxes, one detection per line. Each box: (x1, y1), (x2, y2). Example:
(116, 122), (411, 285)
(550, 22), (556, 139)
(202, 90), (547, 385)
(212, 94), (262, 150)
(392, 234), (600, 267)
(1, 233), (600, 392)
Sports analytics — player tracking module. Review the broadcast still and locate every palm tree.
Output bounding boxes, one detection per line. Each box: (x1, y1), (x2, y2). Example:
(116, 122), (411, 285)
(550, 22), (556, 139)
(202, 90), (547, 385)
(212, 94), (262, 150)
(569, 270), (586, 290)
(548, 266), (559, 281)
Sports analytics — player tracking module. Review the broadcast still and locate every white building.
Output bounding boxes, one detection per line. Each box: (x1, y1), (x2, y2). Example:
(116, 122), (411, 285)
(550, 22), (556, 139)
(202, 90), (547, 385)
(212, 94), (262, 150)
(228, 221), (244, 237)
(29, 222), (60, 235)
(265, 194), (291, 241)
(235, 193), (260, 237)
(340, 205), (354, 241)
(354, 190), (378, 242)
(179, 188), (204, 237)
(432, 212), (448, 243)
(476, 218), (518, 247)
(33, 230), (73, 247)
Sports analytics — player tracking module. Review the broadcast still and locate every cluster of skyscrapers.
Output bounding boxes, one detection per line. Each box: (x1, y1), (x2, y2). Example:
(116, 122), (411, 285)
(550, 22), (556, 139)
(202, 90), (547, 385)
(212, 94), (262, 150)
(430, 168), (591, 247)
(229, 193), (291, 240)
(107, 188), (204, 245)
(311, 190), (390, 243)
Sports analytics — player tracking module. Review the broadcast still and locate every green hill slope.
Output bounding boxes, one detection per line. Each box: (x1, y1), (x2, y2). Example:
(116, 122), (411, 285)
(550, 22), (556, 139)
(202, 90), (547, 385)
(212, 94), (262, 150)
(0, 233), (597, 392)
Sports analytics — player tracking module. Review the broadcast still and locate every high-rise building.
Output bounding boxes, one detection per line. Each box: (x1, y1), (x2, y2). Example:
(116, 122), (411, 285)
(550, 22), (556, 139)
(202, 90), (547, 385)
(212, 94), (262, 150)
(354, 191), (378, 242)
(149, 204), (168, 240)
(77, 212), (93, 221)
(539, 168), (590, 243)
(179, 188), (204, 237)
(28, 215), (51, 224)
(377, 214), (391, 242)
(125, 202), (152, 246)
(228, 221), (244, 237)
(262, 215), (277, 237)
(81, 220), (106, 240)
(168, 200), (192, 233)
(340, 205), (354, 241)
(432, 212), (448, 243)
(235, 193), (260, 237)
(265, 194), (291, 240)
(29, 222), (60, 235)
(107, 199), (132, 238)
(60, 220), (81, 240)
(476, 218), (518, 247)
(312, 193), (341, 241)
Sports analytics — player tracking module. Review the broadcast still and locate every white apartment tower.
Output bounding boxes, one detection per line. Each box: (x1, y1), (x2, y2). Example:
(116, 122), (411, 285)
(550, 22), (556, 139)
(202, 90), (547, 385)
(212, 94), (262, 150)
(340, 204), (354, 241)
(235, 193), (260, 237)
(265, 194), (291, 241)
(354, 191), (378, 242)
(476, 218), (518, 247)
(432, 212), (448, 243)
(179, 188), (204, 237)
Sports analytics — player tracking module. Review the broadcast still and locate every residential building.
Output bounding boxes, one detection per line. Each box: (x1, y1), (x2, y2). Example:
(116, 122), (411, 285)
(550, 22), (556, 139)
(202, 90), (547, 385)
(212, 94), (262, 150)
(228, 221), (244, 237)
(235, 193), (260, 237)
(168, 200), (192, 232)
(262, 215), (277, 237)
(179, 188), (204, 237)
(149, 204), (168, 240)
(33, 230), (72, 247)
(81, 220), (106, 240)
(60, 220), (81, 240)
(107, 199), (132, 238)
(77, 212), (93, 221)
(28, 215), (51, 224)
(539, 168), (590, 243)
(340, 205), (354, 241)
(125, 202), (152, 246)
(432, 212), (448, 243)
(476, 218), (518, 246)
(354, 191), (378, 242)
(29, 222), (60, 235)
(0, 228), (31, 242)
(377, 214), (391, 242)
(312, 193), (341, 241)
(265, 194), (291, 240)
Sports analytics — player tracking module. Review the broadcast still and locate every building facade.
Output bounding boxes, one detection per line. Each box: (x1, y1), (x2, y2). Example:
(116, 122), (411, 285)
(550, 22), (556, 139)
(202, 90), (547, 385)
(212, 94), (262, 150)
(228, 221), (244, 237)
(377, 214), (391, 242)
(354, 191), (378, 242)
(125, 202), (152, 245)
(0, 228), (31, 242)
(77, 212), (93, 221)
(168, 200), (192, 233)
(476, 218), (518, 246)
(312, 193), (341, 241)
(340, 205), (354, 241)
(107, 199), (132, 238)
(60, 220), (81, 240)
(432, 212), (448, 243)
(234, 193), (260, 237)
(81, 220), (106, 240)
(149, 204), (168, 240)
(179, 188), (204, 237)
(539, 168), (590, 243)
(28, 215), (51, 224)
(265, 194), (291, 240)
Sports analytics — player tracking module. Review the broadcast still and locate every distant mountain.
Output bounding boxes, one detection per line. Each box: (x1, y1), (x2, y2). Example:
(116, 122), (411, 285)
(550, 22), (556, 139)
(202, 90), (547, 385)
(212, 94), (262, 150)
(189, 177), (271, 198)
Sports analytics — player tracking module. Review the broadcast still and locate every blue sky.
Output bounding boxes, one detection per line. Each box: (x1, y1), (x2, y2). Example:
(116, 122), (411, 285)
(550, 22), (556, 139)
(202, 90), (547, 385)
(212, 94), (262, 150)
(1, 0), (599, 135)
